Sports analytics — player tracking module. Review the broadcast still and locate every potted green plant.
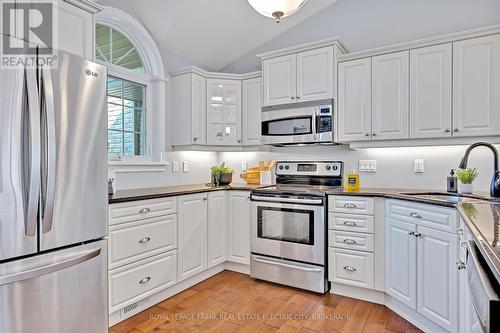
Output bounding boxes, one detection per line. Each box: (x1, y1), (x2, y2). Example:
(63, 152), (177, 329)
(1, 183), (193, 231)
(457, 168), (479, 194)
(210, 163), (234, 186)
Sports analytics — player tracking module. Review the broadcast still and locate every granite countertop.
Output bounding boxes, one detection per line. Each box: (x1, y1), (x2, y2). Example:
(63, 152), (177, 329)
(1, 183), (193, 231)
(108, 183), (263, 204)
(326, 187), (500, 283)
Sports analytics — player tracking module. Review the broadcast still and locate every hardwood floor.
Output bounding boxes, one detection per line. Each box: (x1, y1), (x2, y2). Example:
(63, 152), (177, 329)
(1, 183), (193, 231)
(109, 270), (422, 333)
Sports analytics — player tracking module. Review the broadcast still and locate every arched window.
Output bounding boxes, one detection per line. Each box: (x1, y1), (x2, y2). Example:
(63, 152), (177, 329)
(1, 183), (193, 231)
(95, 7), (166, 164)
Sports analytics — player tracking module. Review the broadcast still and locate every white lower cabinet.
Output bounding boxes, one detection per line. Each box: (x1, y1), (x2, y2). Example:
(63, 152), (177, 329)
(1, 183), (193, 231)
(227, 191), (251, 265)
(386, 200), (459, 332)
(109, 250), (177, 313)
(177, 193), (208, 281)
(329, 248), (374, 289)
(207, 191), (227, 268)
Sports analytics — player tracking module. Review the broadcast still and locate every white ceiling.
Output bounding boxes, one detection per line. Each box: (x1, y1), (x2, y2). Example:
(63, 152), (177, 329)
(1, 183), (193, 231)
(96, 0), (337, 71)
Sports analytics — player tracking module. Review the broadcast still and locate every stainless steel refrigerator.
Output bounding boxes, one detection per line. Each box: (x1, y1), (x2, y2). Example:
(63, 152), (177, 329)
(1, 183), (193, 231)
(0, 35), (108, 333)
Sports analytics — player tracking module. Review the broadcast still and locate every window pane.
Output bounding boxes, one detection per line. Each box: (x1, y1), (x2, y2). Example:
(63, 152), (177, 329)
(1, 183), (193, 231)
(95, 23), (145, 73)
(107, 76), (146, 157)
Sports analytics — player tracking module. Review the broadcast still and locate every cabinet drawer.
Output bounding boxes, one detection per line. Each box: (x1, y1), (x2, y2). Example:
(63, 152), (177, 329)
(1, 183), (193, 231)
(328, 213), (374, 233)
(329, 196), (374, 215)
(386, 199), (458, 233)
(328, 230), (374, 252)
(328, 248), (374, 289)
(109, 215), (177, 269)
(109, 197), (177, 225)
(109, 250), (177, 312)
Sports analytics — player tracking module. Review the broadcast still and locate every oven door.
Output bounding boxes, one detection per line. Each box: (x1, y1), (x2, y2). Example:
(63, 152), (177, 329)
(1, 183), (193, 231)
(250, 195), (325, 265)
(261, 107), (317, 145)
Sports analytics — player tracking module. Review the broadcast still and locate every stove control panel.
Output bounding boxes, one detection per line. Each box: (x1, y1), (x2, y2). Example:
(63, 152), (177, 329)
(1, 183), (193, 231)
(276, 161), (343, 177)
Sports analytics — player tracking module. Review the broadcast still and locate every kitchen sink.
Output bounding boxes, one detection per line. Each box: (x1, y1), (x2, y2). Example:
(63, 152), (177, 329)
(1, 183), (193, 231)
(398, 192), (490, 204)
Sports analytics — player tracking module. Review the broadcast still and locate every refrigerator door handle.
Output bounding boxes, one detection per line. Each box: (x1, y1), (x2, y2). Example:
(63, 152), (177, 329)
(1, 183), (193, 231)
(41, 65), (56, 233)
(25, 67), (41, 237)
(0, 248), (101, 286)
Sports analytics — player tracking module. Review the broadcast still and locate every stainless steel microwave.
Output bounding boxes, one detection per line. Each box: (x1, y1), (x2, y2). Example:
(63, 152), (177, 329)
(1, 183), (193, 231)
(261, 100), (333, 146)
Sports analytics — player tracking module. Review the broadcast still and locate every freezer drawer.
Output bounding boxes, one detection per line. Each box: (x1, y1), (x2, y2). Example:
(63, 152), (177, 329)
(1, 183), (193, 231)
(0, 240), (108, 333)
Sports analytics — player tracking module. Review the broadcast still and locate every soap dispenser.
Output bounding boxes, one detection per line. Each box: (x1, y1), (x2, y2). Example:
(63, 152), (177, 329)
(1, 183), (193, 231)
(447, 169), (458, 193)
(346, 169), (360, 192)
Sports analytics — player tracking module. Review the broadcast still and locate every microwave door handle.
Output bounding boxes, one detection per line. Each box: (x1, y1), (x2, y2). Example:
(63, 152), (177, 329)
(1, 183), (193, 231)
(41, 65), (56, 233)
(312, 108), (318, 140)
(24, 67), (41, 237)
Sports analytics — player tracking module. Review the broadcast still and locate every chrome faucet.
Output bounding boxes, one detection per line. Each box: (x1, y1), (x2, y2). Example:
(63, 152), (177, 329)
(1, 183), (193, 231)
(459, 142), (500, 197)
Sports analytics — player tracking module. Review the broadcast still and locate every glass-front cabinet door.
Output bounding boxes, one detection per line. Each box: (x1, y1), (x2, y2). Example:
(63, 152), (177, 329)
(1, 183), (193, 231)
(207, 79), (242, 145)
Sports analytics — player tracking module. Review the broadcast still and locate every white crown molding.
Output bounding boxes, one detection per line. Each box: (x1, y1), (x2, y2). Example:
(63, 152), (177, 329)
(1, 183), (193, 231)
(169, 66), (261, 80)
(63, 0), (103, 13)
(256, 37), (349, 60)
(338, 24), (500, 62)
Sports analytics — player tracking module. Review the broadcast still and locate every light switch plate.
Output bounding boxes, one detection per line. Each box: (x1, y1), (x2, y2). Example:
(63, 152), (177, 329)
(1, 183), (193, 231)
(359, 160), (377, 172)
(172, 161), (179, 173)
(183, 161), (189, 172)
(241, 161), (247, 172)
(414, 159), (425, 173)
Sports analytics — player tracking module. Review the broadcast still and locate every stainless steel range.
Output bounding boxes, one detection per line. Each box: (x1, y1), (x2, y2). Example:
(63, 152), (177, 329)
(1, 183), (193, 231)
(250, 161), (343, 293)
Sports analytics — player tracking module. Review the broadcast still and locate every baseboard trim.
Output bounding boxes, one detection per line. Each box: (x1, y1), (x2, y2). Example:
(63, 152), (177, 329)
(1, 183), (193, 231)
(330, 282), (385, 305)
(225, 261), (250, 274)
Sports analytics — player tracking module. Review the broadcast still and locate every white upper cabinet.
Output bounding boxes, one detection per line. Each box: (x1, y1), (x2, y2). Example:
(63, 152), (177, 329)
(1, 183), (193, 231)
(337, 58), (372, 142)
(171, 73), (207, 146)
(296, 46), (334, 102)
(262, 46), (336, 106)
(263, 54), (297, 106)
(242, 77), (262, 146)
(207, 79), (242, 146)
(177, 193), (208, 282)
(453, 34), (500, 137)
(371, 51), (410, 140)
(207, 191), (226, 268)
(410, 44), (452, 139)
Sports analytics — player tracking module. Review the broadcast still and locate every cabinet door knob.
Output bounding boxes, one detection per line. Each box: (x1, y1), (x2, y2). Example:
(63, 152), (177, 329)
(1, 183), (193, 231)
(343, 266), (357, 272)
(372, 133), (377, 137)
(457, 261), (466, 270)
(409, 231), (415, 236)
(365, 133), (370, 137)
(296, 96), (301, 100)
(454, 128), (459, 132)
(193, 137), (198, 141)
(237, 139), (241, 143)
(203, 197), (208, 201)
(291, 96), (295, 100)
(444, 129), (451, 133)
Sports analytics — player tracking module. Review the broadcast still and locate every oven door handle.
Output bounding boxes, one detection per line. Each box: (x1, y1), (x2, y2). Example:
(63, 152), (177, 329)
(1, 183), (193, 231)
(251, 195), (323, 205)
(252, 256), (323, 273)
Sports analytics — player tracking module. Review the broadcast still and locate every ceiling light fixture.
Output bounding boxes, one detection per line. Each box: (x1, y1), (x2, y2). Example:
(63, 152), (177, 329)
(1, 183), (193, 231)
(248, 0), (307, 23)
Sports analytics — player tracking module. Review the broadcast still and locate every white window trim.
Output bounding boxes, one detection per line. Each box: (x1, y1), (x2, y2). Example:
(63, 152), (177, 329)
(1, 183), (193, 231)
(97, 6), (167, 167)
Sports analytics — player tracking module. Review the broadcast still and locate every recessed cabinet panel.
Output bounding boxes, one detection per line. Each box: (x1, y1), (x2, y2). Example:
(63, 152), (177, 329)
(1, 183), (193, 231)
(263, 54), (297, 106)
(242, 77), (262, 146)
(191, 74), (207, 144)
(227, 191), (251, 265)
(453, 34), (500, 137)
(208, 191), (226, 268)
(410, 44), (452, 139)
(372, 51), (410, 140)
(385, 218), (417, 309)
(337, 58), (372, 142)
(296, 46), (334, 102)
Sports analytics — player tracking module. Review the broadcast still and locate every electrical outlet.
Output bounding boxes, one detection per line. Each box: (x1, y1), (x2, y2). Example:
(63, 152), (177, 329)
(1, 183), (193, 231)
(359, 160), (377, 172)
(241, 161), (247, 172)
(172, 161), (179, 173)
(414, 159), (425, 173)
(183, 161), (189, 172)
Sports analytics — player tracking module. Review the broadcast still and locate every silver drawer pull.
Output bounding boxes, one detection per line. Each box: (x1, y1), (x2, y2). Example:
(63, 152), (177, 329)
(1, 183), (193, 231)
(343, 239), (357, 245)
(410, 212), (422, 219)
(344, 203), (357, 208)
(138, 237), (151, 244)
(343, 221), (357, 227)
(139, 277), (151, 285)
(139, 208), (151, 214)
(343, 266), (357, 272)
